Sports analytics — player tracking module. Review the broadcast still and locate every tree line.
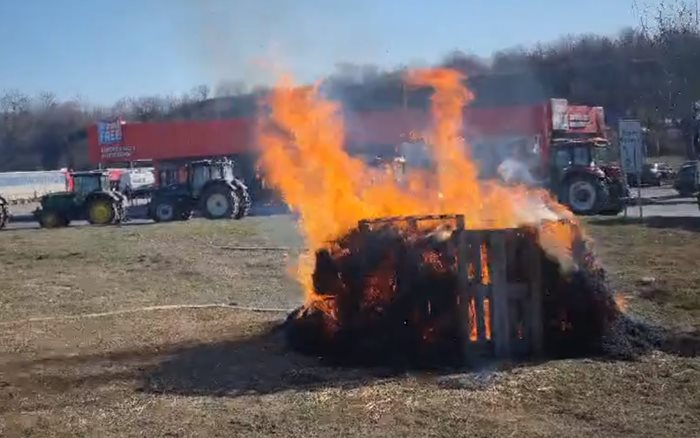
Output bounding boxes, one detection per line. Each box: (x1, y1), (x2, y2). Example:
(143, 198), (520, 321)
(2, 1), (699, 171)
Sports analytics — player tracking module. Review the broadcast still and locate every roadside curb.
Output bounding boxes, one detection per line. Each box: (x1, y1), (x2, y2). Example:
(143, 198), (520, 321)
(627, 196), (697, 206)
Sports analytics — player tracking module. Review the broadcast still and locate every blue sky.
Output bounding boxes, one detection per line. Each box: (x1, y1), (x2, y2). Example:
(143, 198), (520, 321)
(0, 0), (637, 105)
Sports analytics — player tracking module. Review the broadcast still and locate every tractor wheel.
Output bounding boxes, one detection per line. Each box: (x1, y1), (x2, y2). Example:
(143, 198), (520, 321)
(117, 205), (126, 223)
(87, 198), (117, 225)
(177, 208), (192, 221)
(113, 196), (127, 224)
(38, 210), (67, 229)
(0, 197), (8, 230)
(234, 187), (251, 219)
(151, 198), (177, 222)
(561, 175), (609, 215)
(202, 185), (238, 220)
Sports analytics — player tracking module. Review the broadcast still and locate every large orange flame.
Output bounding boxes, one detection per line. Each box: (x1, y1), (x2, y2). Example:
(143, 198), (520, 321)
(257, 68), (577, 302)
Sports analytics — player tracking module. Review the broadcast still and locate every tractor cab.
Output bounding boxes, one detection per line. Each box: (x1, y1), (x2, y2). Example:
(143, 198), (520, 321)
(550, 138), (608, 181)
(71, 171), (111, 199)
(188, 159), (236, 197)
(33, 170), (126, 228)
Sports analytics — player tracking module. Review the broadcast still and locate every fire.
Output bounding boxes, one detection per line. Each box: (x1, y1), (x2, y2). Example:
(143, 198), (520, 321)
(483, 299), (492, 340)
(362, 255), (396, 311)
(257, 68), (578, 307)
(614, 292), (628, 312)
(538, 219), (578, 272)
(480, 243), (490, 284)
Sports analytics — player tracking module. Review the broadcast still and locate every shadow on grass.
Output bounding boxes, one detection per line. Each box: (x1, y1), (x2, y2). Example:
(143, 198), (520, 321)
(3, 320), (697, 406)
(141, 325), (396, 397)
(588, 216), (700, 232)
(142, 323), (700, 397)
(0, 322), (397, 405)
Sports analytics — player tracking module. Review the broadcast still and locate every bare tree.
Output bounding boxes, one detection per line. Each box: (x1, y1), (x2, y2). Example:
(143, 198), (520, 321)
(189, 84), (211, 102)
(0, 89), (31, 114)
(35, 91), (57, 111)
(214, 80), (247, 97)
(128, 96), (167, 122)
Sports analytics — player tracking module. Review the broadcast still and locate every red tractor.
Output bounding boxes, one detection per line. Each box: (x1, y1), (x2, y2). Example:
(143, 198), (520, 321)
(395, 99), (628, 215)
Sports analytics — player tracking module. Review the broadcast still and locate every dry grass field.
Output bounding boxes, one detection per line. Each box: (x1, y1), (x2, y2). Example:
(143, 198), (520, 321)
(0, 215), (698, 437)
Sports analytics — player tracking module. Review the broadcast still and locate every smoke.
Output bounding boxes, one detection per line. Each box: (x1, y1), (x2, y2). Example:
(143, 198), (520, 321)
(178, 0), (286, 89)
(177, 0), (384, 91)
(496, 157), (538, 185)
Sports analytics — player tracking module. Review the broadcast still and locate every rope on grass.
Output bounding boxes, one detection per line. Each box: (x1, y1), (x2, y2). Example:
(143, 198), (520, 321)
(218, 246), (305, 251)
(0, 303), (294, 326)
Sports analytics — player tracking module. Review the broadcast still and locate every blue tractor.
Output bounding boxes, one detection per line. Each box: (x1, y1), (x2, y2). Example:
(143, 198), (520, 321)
(148, 158), (251, 222)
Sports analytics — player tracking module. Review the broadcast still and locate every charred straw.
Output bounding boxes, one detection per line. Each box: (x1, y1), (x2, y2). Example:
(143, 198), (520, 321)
(285, 217), (694, 368)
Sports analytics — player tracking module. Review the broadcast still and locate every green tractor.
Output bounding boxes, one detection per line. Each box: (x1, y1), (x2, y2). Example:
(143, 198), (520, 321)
(148, 158), (251, 222)
(0, 195), (8, 230)
(33, 170), (127, 228)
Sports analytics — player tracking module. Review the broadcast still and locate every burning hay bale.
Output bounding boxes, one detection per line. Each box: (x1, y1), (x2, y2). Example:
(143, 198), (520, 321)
(254, 68), (683, 367)
(285, 215), (634, 367)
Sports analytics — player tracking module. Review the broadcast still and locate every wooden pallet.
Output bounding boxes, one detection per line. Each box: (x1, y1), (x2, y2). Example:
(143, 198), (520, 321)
(358, 214), (545, 359)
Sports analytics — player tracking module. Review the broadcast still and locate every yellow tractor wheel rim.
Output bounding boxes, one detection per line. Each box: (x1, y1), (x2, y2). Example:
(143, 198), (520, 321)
(90, 201), (112, 224)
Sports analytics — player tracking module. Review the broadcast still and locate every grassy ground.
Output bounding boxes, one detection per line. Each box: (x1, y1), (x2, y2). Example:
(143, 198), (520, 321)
(0, 216), (304, 322)
(586, 216), (700, 332)
(0, 215), (698, 437)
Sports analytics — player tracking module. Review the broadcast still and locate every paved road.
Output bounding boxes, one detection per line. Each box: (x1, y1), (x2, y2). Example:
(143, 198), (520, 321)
(2, 186), (697, 231)
(4, 217), (153, 231)
(626, 186), (699, 218)
(3, 201), (291, 231)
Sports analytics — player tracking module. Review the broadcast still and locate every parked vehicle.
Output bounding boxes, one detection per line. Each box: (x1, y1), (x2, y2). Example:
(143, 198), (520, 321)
(0, 170), (71, 203)
(655, 162), (676, 180)
(33, 171), (127, 228)
(673, 162), (698, 197)
(148, 158), (251, 222)
(119, 168), (155, 198)
(627, 163), (663, 187)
